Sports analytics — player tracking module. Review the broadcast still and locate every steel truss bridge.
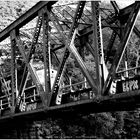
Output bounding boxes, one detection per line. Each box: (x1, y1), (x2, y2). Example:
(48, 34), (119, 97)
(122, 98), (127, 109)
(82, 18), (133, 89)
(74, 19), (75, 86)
(0, 0), (140, 123)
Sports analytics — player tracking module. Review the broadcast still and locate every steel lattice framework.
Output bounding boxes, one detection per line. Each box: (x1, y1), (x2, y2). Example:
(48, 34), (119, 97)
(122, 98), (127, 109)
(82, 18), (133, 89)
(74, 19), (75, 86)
(0, 1), (140, 123)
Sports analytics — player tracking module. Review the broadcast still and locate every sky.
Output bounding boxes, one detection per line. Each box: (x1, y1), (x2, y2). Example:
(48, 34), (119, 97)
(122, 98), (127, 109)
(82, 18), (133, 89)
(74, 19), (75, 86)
(102, 0), (135, 8)
(116, 0), (135, 8)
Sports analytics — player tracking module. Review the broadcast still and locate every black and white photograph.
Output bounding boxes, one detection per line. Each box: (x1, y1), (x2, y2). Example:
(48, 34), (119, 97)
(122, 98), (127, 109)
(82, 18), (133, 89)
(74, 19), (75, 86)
(0, 0), (139, 139)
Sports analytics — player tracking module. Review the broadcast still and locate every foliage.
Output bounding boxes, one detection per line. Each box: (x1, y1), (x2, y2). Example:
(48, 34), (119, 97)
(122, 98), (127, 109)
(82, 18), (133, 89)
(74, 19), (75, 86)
(1, 1), (140, 139)
(0, 1), (37, 31)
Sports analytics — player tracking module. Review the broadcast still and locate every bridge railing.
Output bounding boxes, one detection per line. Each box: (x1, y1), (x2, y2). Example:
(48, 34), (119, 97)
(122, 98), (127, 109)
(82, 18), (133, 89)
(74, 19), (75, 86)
(116, 66), (140, 77)
(0, 84), (40, 112)
(115, 66), (140, 94)
(55, 79), (95, 105)
(0, 0), (139, 120)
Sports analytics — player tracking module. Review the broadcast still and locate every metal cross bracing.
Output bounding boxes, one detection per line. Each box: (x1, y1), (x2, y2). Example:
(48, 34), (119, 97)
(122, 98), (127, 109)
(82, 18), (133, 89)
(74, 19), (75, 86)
(0, 0), (140, 122)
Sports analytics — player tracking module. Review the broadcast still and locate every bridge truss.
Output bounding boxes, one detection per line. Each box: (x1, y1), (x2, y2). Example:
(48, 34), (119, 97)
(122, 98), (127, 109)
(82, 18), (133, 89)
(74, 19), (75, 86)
(0, 1), (140, 123)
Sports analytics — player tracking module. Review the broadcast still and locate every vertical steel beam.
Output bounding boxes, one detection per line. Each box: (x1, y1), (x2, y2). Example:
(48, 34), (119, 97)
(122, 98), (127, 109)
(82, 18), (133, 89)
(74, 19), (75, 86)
(91, 1), (102, 95)
(10, 30), (17, 113)
(42, 9), (51, 106)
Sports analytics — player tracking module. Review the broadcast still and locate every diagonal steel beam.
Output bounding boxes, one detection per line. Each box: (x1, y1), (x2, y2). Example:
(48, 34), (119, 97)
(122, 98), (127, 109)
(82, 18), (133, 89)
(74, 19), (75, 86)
(16, 13), (43, 111)
(12, 29), (47, 109)
(111, 1), (119, 15)
(134, 26), (140, 38)
(85, 42), (95, 58)
(50, 5), (97, 92)
(105, 31), (117, 63)
(48, 1), (96, 106)
(50, 9), (93, 87)
(0, 1), (56, 42)
(68, 31), (97, 92)
(51, 51), (69, 84)
(102, 2), (140, 96)
(49, 11), (67, 43)
(18, 13), (43, 96)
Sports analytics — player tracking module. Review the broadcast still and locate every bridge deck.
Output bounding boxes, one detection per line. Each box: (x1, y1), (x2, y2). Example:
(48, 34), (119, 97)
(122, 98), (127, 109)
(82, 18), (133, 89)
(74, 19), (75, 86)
(0, 89), (139, 125)
(0, 0), (140, 125)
